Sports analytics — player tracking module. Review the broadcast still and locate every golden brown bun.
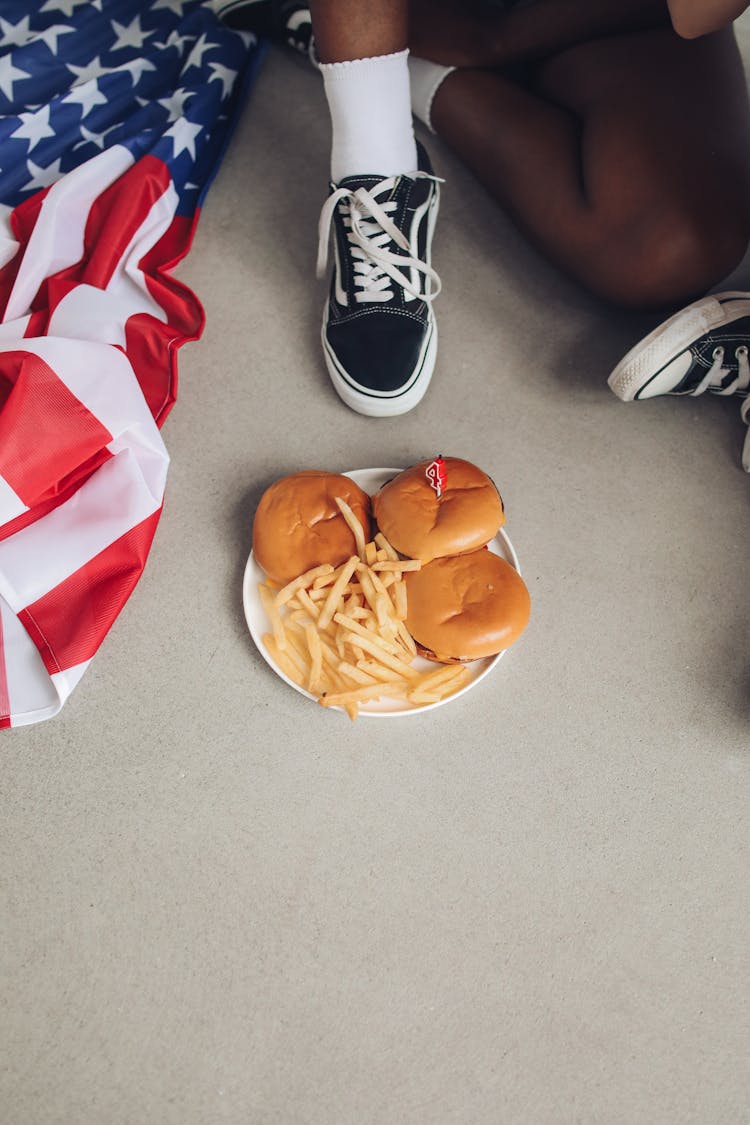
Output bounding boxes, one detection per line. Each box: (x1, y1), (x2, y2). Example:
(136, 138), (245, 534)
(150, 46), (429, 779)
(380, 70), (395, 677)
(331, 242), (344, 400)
(405, 549), (530, 661)
(253, 471), (371, 586)
(372, 457), (504, 561)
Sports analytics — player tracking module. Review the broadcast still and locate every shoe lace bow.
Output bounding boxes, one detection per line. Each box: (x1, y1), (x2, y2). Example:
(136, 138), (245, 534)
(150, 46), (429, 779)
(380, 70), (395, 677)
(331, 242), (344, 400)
(693, 342), (750, 470)
(316, 172), (441, 305)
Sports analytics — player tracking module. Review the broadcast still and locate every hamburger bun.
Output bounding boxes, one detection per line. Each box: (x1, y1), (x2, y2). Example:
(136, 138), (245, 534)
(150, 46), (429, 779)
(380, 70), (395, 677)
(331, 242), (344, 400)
(372, 457), (504, 561)
(253, 470), (371, 586)
(404, 549), (530, 662)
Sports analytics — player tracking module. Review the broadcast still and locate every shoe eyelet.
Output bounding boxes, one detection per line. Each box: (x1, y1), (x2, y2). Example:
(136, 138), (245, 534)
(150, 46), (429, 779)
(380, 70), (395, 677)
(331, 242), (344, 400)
(712, 346), (724, 360)
(736, 345), (748, 357)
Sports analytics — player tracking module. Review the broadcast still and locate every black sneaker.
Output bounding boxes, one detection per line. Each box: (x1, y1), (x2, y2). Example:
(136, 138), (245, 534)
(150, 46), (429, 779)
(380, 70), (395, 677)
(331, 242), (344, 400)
(316, 142), (441, 417)
(211, 0), (313, 57)
(608, 291), (750, 471)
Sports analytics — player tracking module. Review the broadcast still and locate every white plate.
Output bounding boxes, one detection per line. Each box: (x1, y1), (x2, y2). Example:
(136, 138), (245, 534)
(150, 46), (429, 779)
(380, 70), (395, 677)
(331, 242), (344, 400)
(243, 468), (522, 717)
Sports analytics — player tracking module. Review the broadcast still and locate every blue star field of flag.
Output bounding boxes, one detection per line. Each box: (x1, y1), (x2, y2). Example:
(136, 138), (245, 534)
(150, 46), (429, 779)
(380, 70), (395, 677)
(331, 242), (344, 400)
(0, 0), (264, 213)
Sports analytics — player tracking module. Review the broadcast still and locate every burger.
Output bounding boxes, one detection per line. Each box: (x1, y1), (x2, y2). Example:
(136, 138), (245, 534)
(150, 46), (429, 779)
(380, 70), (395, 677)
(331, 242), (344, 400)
(252, 470), (371, 586)
(404, 548), (530, 662)
(372, 456), (504, 562)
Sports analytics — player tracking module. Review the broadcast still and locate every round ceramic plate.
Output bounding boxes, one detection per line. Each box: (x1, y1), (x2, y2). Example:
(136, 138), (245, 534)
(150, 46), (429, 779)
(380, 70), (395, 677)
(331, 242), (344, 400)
(243, 468), (522, 717)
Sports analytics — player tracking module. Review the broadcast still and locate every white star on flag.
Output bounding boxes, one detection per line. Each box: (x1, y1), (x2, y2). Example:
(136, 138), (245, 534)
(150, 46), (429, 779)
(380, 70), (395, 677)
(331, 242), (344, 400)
(63, 80), (108, 117)
(110, 16), (152, 52)
(207, 63), (237, 101)
(0, 16), (35, 48)
(24, 157), (63, 192)
(35, 23), (76, 54)
(0, 56), (31, 102)
(40, 0), (90, 16)
(67, 57), (111, 87)
(162, 28), (191, 54)
(73, 124), (109, 151)
(185, 33), (220, 71)
(117, 58), (157, 87)
(11, 106), (56, 152)
(234, 29), (257, 50)
(165, 118), (202, 160)
(158, 88), (194, 123)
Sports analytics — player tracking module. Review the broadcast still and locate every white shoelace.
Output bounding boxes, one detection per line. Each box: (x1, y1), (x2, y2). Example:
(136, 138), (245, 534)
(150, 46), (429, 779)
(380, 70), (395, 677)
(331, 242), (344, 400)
(692, 343), (750, 470)
(316, 172), (441, 305)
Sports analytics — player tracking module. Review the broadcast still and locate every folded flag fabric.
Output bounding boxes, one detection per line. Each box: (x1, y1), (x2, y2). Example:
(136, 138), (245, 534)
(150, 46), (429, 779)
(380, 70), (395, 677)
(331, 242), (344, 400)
(0, 0), (263, 727)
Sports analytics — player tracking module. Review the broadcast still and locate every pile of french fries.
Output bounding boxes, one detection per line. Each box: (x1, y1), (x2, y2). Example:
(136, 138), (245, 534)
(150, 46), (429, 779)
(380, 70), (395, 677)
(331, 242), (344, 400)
(258, 497), (470, 719)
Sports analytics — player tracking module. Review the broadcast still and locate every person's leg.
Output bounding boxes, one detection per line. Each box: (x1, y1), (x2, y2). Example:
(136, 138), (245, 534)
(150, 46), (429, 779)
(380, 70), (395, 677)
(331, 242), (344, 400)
(309, 0), (442, 416)
(310, 0), (407, 61)
(411, 9), (750, 308)
(215, 0), (441, 414)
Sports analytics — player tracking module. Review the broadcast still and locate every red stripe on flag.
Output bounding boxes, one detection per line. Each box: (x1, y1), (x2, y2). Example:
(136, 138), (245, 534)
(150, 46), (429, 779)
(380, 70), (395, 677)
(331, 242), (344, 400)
(136, 211), (205, 426)
(19, 508), (162, 675)
(0, 350), (112, 508)
(26, 156), (172, 323)
(80, 155), (173, 291)
(0, 447), (113, 545)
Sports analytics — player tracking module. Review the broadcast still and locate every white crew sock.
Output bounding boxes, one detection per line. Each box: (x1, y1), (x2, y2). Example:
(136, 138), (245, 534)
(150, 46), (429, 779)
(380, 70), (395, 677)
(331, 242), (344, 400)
(319, 48), (418, 183)
(408, 56), (455, 133)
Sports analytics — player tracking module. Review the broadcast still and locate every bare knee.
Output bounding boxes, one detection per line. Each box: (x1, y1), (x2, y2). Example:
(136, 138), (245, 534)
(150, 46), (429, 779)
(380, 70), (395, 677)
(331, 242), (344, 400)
(576, 202), (750, 311)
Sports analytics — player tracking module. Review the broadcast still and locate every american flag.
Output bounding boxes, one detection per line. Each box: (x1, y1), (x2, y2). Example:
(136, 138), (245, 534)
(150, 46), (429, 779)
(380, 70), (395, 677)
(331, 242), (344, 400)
(0, 0), (263, 727)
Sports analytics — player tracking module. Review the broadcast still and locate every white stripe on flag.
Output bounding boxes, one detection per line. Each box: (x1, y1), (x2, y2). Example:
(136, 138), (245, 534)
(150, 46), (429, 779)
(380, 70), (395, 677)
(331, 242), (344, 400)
(48, 180), (178, 348)
(2, 145), (135, 325)
(0, 446), (166, 611)
(0, 595), (60, 725)
(0, 475), (28, 524)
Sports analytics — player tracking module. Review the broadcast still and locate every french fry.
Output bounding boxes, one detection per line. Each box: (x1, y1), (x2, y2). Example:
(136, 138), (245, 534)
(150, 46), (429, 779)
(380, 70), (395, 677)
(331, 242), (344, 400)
(295, 587), (320, 619)
(317, 555), (359, 631)
(412, 663), (469, 692)
(407, 664), (471, 703)
(333, 612), (403, 656)
(334, 496), (368, 561)
(374, 532), (399, 561)
(335, 661), (378, 686)
(259, 583), (287, 651)
(263, 633), (306, 687)
(393, 580), (408, 621)
(274, 564), (334, 607)
(365, 540), (377, 566)
(356, 659), (407, 684)
(375, 592), (397, 638)
(340, 629), (420, 679)
(304, 623), (323, 693)
(396, 620), (417, 657)
(318, 679), (410, 707)
(371, 559), (422, 573)
(356, 566), (380, 615)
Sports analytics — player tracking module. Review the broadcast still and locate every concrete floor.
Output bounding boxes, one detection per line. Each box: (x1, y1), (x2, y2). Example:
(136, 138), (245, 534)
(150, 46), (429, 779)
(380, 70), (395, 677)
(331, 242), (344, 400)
(3, 26), (750, 1125)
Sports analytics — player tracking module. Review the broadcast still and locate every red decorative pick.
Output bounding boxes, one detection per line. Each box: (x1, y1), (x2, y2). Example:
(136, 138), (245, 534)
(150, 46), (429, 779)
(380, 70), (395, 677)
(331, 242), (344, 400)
(425, 455), (447, 499)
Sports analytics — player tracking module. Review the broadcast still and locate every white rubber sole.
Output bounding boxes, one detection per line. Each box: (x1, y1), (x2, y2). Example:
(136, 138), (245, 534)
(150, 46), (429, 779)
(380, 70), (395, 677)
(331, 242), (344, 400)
(608, 291), (750, 401)
(322, 311), (437, 418)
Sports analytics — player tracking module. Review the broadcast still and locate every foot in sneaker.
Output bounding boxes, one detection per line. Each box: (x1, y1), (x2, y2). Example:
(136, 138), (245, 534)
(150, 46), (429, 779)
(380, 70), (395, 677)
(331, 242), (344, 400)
(316, 142), (441, 417)
(608, 291), (750, 471)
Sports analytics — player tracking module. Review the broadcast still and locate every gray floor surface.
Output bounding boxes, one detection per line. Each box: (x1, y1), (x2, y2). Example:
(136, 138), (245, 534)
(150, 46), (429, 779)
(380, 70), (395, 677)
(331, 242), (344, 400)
(3, 25), (750, 1125)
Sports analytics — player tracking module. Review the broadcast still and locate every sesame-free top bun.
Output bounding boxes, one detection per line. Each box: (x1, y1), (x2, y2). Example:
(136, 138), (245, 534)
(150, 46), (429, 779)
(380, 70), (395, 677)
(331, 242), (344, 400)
(372, 457), (504, 561)
(253, 470), (371, 586)
(405, 550), (530, 662)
